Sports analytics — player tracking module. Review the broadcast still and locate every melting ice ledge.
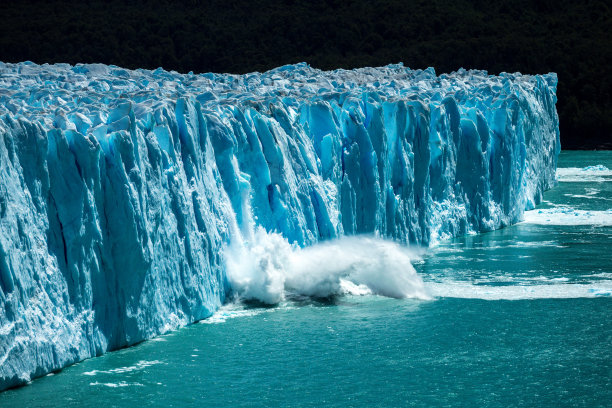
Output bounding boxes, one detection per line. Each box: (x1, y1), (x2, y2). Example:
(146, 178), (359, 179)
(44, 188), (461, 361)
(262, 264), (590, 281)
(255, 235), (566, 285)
(0, 61), (559, 390)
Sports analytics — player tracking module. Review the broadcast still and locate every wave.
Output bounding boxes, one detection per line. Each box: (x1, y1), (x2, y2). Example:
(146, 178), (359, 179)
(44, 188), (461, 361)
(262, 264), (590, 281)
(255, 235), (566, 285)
(83, 360), (164, 376)
(89, 381), (144, 388)
(225, 230), (429, 304)
(199, 303), (279, 324)
(557, 165), (612, 182)
(425, 281), (612, 300)
(522, 207), (612, 226)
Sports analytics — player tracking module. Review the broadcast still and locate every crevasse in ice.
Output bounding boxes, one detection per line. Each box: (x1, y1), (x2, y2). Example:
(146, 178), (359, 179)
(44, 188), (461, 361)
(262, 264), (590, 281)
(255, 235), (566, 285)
(0, 61), (559, 389)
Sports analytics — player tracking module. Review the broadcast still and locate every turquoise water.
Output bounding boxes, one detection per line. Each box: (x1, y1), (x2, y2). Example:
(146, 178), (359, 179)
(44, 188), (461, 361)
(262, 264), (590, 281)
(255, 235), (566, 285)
(1, 151), (611, 407)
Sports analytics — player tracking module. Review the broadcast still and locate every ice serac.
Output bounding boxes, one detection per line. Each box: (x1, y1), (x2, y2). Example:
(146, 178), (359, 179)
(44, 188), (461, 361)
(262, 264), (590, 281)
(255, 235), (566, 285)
(0, 61), (559, 389)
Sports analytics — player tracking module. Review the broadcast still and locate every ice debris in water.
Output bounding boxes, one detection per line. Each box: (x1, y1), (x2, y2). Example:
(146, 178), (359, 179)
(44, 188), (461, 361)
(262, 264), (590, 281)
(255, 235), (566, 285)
(0, 61), (559, 389)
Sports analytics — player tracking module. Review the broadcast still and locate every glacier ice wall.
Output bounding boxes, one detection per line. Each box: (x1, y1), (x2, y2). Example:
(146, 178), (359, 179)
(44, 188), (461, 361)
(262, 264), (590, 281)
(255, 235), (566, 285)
(0, 61), (559, 389)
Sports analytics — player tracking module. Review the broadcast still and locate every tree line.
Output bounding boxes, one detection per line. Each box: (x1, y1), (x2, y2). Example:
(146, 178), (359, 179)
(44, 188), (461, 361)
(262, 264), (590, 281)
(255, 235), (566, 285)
(1, 0), (610, 148)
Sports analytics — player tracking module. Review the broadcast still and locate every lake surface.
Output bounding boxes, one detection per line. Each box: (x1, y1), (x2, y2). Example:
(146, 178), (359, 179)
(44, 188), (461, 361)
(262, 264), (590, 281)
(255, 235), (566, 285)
(1, 151), (610, 407)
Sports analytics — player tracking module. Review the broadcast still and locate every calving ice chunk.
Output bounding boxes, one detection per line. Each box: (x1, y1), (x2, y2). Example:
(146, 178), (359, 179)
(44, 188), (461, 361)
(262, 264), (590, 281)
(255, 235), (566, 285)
(0, 61), (559, 390)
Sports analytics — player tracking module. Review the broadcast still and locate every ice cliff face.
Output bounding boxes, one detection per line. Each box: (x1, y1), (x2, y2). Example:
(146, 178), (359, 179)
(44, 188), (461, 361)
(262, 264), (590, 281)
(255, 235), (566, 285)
(0, 61), (559, 389)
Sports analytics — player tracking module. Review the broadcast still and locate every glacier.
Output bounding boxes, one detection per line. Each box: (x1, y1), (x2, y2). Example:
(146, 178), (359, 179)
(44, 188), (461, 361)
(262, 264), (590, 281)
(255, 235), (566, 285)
(0, 61), (559, 390)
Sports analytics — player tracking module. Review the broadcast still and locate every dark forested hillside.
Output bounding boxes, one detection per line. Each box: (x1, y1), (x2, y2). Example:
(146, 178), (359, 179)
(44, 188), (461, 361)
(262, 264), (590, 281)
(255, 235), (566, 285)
(1, 0), (610, 148)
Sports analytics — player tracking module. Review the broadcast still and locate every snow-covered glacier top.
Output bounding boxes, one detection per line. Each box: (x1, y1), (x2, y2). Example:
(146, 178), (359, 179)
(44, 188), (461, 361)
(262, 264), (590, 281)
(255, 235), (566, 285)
(1, 61), (555, 129)
(0, 61), (559, 390)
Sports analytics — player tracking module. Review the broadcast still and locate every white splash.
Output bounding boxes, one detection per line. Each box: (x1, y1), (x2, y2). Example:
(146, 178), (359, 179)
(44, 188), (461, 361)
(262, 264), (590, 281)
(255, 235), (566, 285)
(225, 229), (429, 304)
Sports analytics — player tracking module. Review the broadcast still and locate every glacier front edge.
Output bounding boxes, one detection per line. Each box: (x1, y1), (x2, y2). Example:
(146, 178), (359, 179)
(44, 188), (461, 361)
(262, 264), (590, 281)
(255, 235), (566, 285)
(0, 62), (559, 390)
